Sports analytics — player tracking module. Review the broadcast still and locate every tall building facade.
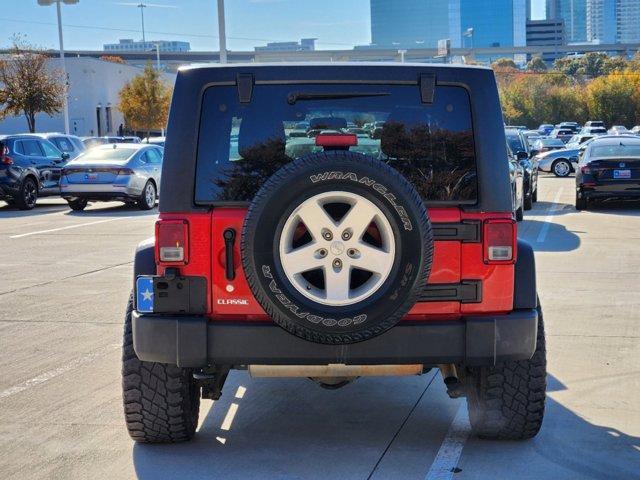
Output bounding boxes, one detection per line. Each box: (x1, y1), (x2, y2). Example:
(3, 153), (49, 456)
(369, 0), (450, 48)
(586, 0), (640, 43)
(615, 0), (640, 42)
(546, 0), (587, 42)
(450, 0), (527, 48)
(370, 0), (527, 50)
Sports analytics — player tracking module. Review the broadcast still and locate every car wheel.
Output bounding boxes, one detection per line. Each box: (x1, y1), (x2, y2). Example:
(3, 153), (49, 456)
(138, 181), (156, 210)
(242, 151), (433, 345)
(465, 301), (546, 440)
(575, 191), (588, 211)
(524, 194), (533, 211)
(122, 294), (200, 443)
(552, 159), (571, 177)
(532, 187), (538, 203)
(67, 197), (88, 211)
(15, 177), (38, 210)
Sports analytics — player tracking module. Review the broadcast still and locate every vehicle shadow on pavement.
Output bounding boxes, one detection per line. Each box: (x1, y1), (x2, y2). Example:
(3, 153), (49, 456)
(0, 202), (68, 218)
(131, 373), (640, 480)
(64, 205), (158, 217)
(524, 201), (575, 217)
(460, 375), (640, 480)
(519, 219), (581, 252)
(583, 199), (640, 216)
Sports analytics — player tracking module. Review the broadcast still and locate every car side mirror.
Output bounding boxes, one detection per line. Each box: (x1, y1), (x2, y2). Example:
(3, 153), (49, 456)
(61, 152), (70, 160)
(516, 150), (528, 161)
(529, 149), (539, 157)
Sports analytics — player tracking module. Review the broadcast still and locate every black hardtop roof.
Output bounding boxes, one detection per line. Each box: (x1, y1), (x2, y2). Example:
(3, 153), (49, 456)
(160, 62), (512, 213)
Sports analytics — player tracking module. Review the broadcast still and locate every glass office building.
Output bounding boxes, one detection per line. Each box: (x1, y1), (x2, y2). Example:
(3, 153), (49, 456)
(370, 0), (450, 48)
(450, 0), (526, 48)
(370, 0), (527, 51)
(546, 0), (588, 42)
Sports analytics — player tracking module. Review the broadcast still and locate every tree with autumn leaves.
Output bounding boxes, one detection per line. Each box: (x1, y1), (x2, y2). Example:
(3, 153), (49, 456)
(0, 39), (66, 133)
(493, 53), (640, 127)
(118, 63), (172, 138)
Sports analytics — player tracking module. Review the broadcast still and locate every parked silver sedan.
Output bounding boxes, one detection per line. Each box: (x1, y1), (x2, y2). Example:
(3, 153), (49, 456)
(59, 143), (163, 211)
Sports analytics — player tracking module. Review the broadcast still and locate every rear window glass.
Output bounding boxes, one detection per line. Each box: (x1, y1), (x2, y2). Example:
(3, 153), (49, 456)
(591, 144), (640, 157)
(52, 137), (74, 152)
(77, 147), (136, 162)
(195, 84), (477, 204)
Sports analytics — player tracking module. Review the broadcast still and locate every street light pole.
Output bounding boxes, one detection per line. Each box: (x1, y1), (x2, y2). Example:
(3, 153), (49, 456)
(217, 0), (227, 63)
(138, 3), (147, 43)
(55, 0), (70, 134)
(38, 0), (77, 134)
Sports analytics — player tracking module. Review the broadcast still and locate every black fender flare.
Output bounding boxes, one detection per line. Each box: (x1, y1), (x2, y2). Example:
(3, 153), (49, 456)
(514, 239), (537, 309)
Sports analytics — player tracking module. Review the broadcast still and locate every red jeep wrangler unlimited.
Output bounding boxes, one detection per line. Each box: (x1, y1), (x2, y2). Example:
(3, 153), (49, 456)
(123, 63), (545, 443)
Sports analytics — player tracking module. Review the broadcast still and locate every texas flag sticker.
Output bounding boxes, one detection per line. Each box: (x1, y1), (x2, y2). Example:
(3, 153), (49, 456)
(136, 276), (154, 313)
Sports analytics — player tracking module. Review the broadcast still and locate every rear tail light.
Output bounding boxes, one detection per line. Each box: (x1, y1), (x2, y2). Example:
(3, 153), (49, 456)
(580, 165), (591, 175)
(484, 219), (517, 264)
(156, 220), (189, 264)
(1, 146), (13, 165)
(315, 133), (358, 148)
(117, 168), (134, 175)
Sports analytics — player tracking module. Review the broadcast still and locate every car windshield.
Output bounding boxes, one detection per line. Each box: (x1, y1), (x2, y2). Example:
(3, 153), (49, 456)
(75, 146), (136, 163)
(591, 144), (640, 158)
(506, 133), (524, 152)
(196, 83), (478, 204)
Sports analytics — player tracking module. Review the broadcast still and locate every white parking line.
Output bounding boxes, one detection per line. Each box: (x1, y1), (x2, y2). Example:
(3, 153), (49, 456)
(220, 402), (239, 431)
(424, 404), (470, 480)
(536, 187), (564, 243)
(9, 217), (128, 239)
(0, 344), (119, 400)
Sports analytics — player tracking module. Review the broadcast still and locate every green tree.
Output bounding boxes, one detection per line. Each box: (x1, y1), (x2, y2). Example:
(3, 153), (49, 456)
(0, 38), (65, 133)
(602, 55), (629, 74)
(553, 56), (582, 76)
(578, 52), (607, 77)
(491, 58), (518, 70)
(526, 56), (547, 73)
(118, 63), (172, 138)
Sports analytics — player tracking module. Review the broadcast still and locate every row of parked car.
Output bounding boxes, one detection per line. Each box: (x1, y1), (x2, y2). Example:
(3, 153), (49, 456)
(505, 122), (640, 210)
(0, 132), (164, 211)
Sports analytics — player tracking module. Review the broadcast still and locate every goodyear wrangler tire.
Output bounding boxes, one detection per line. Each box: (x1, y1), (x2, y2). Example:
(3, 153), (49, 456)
(242, 151), (433, 345)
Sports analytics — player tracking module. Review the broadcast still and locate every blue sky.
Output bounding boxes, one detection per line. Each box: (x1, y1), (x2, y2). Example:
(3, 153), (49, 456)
(3, 0), (544, 51)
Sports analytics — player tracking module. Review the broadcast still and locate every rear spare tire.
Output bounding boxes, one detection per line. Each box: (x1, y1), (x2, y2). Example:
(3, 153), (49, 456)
(242, 151), (433, 345)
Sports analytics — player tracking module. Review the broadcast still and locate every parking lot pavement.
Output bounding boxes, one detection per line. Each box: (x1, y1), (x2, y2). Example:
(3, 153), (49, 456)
(1, 181), (639, 480)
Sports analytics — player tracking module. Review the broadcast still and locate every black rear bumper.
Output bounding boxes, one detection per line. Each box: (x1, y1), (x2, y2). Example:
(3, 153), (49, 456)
(132, 309), (538, 368)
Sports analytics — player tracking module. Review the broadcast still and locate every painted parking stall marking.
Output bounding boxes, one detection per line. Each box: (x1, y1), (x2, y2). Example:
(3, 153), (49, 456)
(424, 403), (470, 480)
(536, 187), (564, 243)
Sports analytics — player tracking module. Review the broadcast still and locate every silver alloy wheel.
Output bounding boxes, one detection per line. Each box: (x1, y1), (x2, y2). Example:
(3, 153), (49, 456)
(553, 160), (570, 177)
(279, 191), (395, 306)
(145, 183), (156, 207)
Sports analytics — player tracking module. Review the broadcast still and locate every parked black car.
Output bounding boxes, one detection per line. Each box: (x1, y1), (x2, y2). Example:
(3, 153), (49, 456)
(505, 128), (538, 210)
(576, 136), (640, 210)
(506, 144), (525, 221)
(0, 134), (69, 210)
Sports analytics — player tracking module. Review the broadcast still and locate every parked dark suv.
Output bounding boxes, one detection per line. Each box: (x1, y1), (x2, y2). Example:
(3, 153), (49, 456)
(123, 64), (545, 444)
(0, 134), (69, 209)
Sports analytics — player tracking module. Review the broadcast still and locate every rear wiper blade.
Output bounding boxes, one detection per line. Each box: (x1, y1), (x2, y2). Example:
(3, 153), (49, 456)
(287, 91), (390, 105)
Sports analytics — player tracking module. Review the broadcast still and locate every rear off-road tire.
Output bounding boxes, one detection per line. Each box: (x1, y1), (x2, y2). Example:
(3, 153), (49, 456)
(122, 295), (200, 443)
(465, 302), (546, 440)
